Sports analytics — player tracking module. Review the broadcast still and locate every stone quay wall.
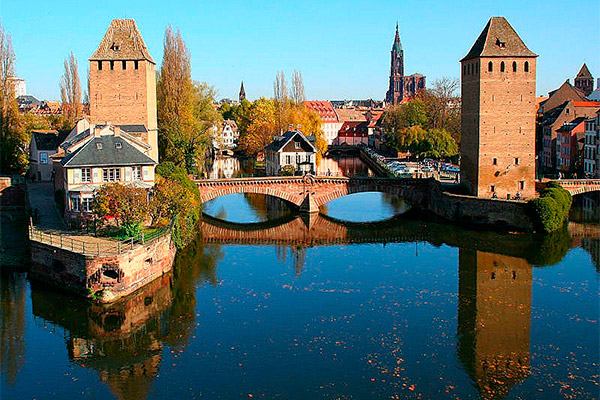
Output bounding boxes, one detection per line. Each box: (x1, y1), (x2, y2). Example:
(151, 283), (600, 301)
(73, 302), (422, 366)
(427, 181), (534, 231)
(30, 233), (176, 303)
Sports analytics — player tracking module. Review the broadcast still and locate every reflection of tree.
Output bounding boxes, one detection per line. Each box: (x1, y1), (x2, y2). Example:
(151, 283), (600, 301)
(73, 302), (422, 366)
(380, 192), (411, 214)
(244, 193), (293, 220)
(457, 250), (532, 399)
(291, 246), (307, 276)
(0, 271), (27, 387)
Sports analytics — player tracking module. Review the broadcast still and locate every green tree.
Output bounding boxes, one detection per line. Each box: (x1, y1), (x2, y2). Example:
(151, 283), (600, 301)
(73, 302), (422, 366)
(420, 128), (459, 158)
(93, 184), (150, 237)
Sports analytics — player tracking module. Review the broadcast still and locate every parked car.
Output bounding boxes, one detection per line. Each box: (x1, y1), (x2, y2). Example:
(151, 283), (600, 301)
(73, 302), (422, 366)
(421, 166), (434, 172)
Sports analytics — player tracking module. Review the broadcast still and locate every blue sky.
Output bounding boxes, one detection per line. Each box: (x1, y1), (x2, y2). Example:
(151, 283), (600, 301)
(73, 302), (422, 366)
(2, 0), (599, 101)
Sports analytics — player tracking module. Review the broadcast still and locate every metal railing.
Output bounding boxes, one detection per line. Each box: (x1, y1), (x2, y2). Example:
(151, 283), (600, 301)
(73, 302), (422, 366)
(28, 223), (171, 257)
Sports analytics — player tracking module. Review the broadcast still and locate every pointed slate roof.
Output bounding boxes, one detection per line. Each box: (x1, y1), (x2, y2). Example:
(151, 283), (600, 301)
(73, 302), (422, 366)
(90, 19), (154, 63)
(576, 63), (593, 79)
(461, 17), (537, 61)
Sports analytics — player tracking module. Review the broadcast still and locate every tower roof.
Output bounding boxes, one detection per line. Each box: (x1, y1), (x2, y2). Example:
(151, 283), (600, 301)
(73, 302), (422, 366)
(392, 23), (402, 52)
(576, 63), (593, 79)
(461, 17), (536, 61)
(90, 19), (154, 63)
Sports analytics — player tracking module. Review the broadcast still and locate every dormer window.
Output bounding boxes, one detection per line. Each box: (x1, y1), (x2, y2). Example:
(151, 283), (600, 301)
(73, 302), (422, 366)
(115, 142), (122, 149)
(495, 38), (506, 48)
(295, 142), (301, 149)
(96, 143), (103, 150)
(111, 42), (120, 51)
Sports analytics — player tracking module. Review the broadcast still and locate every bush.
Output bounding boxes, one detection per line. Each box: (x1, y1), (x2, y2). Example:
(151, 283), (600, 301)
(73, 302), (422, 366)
(280, 165), (296, 176)
(528, 185), (572, 233)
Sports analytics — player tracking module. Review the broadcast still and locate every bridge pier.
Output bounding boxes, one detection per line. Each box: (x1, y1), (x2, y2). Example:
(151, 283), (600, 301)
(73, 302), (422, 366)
(299, 192), (319, 213)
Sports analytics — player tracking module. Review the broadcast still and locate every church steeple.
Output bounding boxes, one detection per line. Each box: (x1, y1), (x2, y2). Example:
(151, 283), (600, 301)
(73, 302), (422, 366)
(393, 22), (402, 52)
(239, 81), (246, 102)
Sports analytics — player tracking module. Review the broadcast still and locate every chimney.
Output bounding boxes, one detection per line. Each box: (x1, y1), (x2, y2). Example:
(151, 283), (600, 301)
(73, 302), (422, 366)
(288, 124), (294, 132)
(92, 125), (101, 137)
(113, 126), (120, 136)
(296, 124), (302, 131)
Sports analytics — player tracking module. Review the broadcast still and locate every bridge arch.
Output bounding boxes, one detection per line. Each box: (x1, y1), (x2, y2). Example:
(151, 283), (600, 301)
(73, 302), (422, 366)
(196, 176), (431, 213)
(542, 179), (600, 196)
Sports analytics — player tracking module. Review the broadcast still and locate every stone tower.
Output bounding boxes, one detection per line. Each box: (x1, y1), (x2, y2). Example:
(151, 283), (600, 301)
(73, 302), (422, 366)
(239, 81), (246, 102)
(89, 19), (158, 161)
(385, 24), (404, 105)
(460, 17), (537, 199)
(574, 63), (594, 97)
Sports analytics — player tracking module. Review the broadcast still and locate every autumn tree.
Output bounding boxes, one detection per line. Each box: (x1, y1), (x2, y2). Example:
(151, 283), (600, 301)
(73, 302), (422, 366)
(157, 26), (221, 174)
(59, 51), (82, 123)
(92, 184), (150, 237)
(418, 77), (461, 142)
(237, 97), (277, 155)
(0, 22), (27, 174)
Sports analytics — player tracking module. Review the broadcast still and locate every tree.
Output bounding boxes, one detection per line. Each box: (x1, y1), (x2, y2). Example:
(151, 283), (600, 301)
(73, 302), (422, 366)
(93, 184), (150, 237)
(273, 71), (288, 134)
(291, 70), (306, 104)
(238, 97), (277, 155)
(0, 22), (27, 174)
(157, 26), (221, 174)
(419, 128), (459, 158)
(418, 77), (461, 142)
(59, 51), (82, 123)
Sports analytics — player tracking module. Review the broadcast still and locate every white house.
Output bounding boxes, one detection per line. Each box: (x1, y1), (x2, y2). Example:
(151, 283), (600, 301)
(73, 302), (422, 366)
(264, 129), (317, 176)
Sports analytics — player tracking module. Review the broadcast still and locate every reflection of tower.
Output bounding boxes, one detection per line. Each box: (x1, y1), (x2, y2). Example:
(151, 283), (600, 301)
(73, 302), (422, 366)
(31, 274), (174, 400)
(457, 249), (532, 399)
(291, 246), (307, 276)
(0, 271), (27, 386)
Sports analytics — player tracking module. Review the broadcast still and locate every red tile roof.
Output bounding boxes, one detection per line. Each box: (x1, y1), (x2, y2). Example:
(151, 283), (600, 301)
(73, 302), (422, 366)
(573, 101), (600, 107)
(304, 101), (339, 122)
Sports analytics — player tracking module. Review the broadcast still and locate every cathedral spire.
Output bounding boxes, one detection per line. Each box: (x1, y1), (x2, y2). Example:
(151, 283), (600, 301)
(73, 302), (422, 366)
(239, 81), (246, 102)
(393, 22), (402, 51)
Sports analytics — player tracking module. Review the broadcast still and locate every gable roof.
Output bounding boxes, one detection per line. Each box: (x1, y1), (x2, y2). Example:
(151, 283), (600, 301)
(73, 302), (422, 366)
(33, 130), (70, 151)
(304, 101), (339, 122)
(576, 63), (593, 79)
(61, 135), (156, 167)
(264, 130), (317, 152)
(462, 17), (537, 61)
(90, 19), (154, 63)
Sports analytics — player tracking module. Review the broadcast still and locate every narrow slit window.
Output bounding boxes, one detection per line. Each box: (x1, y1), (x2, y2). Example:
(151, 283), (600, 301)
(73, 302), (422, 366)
(110, 61), (114, 70)
(122, 60), (126, 70)
(512, 61), (517, 72)
(98, 61), (102, 70)
(500, 61), (505, 72)
(524, 61), (529, 72)
(488, 61), (493, 72)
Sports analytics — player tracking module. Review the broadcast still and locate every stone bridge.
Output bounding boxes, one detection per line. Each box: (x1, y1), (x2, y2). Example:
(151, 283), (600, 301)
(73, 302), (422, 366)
(195, 175), (431, 213)
(541, 179), (600, 196)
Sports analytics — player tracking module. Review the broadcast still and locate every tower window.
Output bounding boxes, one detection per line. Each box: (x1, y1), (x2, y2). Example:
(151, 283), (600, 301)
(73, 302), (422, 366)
(97, 61), (102, 70)
(493, 158), (498, 165)
(122, 60), (126, 70)
(491, 185), (495, 192)
(513, 61), (517, 72)
(110, 61), (114, 70)
(524, 61), (529, 72)
(519, 181), (525, 190)
(134, 60), (139, 70)
(463, 65), (467, 75)
(488, 61), (493, 72)
(515, 157), (520, 165)
(500, 61), (505, 72)
(495, 38), (506, 48)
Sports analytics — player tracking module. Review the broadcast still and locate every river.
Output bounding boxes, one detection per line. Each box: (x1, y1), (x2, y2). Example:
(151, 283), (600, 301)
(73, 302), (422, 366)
(1, 156), (598, 400)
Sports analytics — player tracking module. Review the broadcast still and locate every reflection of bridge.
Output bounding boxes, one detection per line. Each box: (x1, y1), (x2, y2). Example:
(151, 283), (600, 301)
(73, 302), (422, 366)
(195, 176), (430, 213)
(543, 179), (600, 196)
(200, 213), (589, 265)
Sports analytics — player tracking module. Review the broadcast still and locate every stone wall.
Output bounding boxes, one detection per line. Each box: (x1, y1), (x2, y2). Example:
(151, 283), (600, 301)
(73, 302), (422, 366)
(428, 181), (534, 231)
(30, 233), (176, 303)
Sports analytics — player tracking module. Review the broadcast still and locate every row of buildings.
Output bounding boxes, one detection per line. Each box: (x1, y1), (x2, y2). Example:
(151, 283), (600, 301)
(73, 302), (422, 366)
(538, 65), (600, 178)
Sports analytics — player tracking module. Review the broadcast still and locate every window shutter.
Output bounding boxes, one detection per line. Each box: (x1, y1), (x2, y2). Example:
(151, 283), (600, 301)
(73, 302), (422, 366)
(73, 169), (81, 183)
(125, 167), (131, 181)
(93, 169), (99, 182)
(143, 167), (149, 179)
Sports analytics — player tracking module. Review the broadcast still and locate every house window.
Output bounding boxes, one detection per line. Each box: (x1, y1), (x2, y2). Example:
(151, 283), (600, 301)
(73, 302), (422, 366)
(493, 158), (498, 165)
(285, 155), (292, 164)
(39, 152), (48, 164)
(132, 166), (142, 180)
(524, 61), (529, 72)
(103, 168), (120, 182)
(81, 168), (91, 183)
(82, 197), (93, 213)
(71, 196), (80, 212)
(295, 141), (301, 149)
(488, 61), (493, 72)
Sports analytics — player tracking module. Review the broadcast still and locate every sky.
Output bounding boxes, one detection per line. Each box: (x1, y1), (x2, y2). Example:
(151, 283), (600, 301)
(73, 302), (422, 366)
(2, 0), (599, 101)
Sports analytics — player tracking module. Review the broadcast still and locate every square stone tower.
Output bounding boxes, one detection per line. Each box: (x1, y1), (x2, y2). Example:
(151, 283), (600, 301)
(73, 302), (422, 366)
(89, 19), (158, 161)
(460, 17), (537, 199)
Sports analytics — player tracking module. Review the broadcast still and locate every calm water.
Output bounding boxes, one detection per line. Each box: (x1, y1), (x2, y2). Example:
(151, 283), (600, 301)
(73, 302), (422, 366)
(1, 158), (599, 399)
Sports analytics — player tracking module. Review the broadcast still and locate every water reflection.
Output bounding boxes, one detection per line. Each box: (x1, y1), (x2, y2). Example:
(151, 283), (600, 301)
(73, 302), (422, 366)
(2, 205), (598, 399)
(458, 250), (532, 399)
